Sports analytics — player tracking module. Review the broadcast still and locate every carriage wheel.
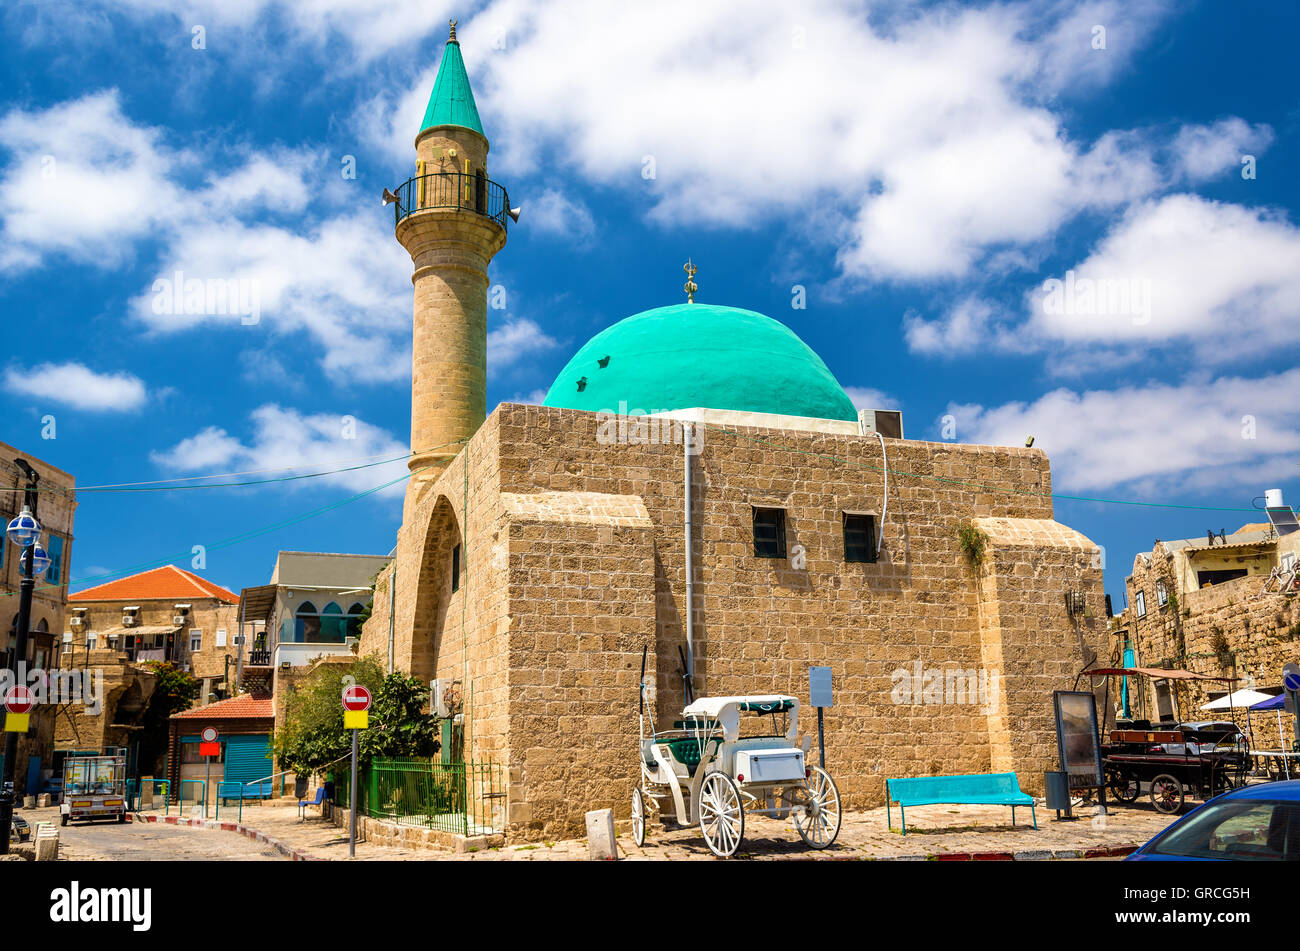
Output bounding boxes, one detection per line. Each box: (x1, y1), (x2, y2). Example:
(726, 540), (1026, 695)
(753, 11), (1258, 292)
(698, 773), (744, 858)
(793, 766), (842, 849)
(1109, 771), (1141, 803)
(1149, 774), (1184, 815)
(631, 787), (646, 847)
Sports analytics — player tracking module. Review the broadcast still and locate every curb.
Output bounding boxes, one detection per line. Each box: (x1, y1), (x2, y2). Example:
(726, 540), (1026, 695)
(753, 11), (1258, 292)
(137, 813), (321, 861)
(896, 843), (1140, 861)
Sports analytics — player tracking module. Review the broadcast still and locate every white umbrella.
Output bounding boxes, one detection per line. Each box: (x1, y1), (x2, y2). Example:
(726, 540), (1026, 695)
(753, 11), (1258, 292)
(1199, 688), (1273, 711)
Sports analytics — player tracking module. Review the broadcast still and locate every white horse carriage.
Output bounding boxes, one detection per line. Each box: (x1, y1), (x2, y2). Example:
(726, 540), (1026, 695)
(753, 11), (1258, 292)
(634, 667), (842, 857)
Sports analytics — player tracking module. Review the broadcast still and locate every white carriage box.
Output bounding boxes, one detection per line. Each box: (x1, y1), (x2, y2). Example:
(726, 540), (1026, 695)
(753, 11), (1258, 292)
(735, 748), (805, 784)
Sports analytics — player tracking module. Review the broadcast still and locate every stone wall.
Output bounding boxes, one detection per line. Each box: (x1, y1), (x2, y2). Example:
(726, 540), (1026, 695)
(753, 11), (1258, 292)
(1124, 561), (1300, 745)
(367, 402), (1107, 841)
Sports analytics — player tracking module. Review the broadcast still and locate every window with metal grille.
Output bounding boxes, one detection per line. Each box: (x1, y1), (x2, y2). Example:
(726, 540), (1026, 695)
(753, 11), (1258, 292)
(843, 513), (877, 563)
(752, 507), (787, 559)
(451, 544), (461, 592)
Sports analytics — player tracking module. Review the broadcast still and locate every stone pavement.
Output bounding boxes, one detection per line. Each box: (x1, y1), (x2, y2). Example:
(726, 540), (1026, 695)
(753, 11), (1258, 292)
(132, 797), (1176, 861)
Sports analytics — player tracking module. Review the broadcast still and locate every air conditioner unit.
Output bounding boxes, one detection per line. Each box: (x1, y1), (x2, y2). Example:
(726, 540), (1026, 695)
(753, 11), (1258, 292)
(858, 408), (904, 440)
(172, 615), (187, 626)
(122, 614), (137, 627)
(69, 616), (84, 628)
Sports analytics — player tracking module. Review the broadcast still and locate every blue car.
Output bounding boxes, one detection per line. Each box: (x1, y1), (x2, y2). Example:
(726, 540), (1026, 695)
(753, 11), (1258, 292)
(1127, 780), (1300, 861)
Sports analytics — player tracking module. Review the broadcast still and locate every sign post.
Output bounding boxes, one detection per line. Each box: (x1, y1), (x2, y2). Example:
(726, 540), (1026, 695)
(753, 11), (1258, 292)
(200, 727), (219, 818)
(809, 667), (832, 769)
(342, 684), (372, 859)
(1283, 664), (1300, 754)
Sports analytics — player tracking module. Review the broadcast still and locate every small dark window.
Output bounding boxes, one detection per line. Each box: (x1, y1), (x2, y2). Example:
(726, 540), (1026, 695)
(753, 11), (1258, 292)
(752, 508), (787, 559)
(451, 544), (461, 592)
(843, 513), (877, 563)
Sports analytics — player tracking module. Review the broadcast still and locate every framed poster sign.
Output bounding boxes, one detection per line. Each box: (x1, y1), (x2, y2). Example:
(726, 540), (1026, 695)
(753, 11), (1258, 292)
(1053, 690), (1103, 789)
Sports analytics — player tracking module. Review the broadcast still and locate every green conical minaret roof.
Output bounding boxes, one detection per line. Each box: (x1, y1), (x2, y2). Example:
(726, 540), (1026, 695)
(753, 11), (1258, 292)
(420, 20), (484, 137)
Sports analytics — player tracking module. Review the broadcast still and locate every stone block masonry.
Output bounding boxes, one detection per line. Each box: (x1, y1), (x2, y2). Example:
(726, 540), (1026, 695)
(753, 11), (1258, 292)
(362, 403), (1107, 841)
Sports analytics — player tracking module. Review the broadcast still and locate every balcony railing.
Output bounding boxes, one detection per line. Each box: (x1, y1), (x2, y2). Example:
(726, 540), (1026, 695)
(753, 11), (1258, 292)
(247, 649), (271, 667)
(390, 171), (511, 230)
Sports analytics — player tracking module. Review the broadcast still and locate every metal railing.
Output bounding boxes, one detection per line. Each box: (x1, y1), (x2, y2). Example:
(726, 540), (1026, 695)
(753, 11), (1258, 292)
(390, 172), (511, 231)
(335, 758), (504, 836)
(247, 649), (271, 667)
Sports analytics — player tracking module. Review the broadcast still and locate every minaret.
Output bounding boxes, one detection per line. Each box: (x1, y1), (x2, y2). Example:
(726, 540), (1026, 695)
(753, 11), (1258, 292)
(391, 19), (510, 478)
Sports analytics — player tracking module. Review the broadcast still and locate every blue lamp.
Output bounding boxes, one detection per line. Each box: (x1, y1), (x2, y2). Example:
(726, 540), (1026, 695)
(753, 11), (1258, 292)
(6, 505), (40, 549)
(28, 543), (51, 579)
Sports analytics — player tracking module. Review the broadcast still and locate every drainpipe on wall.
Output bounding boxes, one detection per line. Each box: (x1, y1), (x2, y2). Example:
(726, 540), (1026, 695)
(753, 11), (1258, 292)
(236, 597), (245, 692)
(387, 546), (397, 675)
(684, 423), (695, 698)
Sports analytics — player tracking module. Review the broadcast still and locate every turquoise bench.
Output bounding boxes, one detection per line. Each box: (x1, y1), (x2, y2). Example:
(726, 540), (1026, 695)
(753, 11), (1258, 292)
(886, 772), (1036, 835)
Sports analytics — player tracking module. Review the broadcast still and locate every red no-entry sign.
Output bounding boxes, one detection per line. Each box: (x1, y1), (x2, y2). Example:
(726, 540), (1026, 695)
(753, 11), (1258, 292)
(3, 685), (34, 714)
(342, 685), (372, 712)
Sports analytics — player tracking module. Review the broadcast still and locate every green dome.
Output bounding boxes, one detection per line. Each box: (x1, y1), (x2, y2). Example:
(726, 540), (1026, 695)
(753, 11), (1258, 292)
(541, 303), (858, 421)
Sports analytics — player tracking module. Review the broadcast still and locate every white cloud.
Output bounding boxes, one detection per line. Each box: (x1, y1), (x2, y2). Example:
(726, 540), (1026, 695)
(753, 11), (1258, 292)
(1026, 195), (1300, 362)
(1171, 118), (1273, 182)
(3, 362), (148, 411)
(0, 90), (182, 271)
(487, 317), (559, 370)
(902, 297), (1022, 357)
(524, 188), (595, 241)
(354, 0), (1212, 285)
(0, 92), (414, 383)
(949, 369), (1300, 494)
(843, 387), (899, 411)
(87, 0), (460, 61)
(151, 404), (410, 493)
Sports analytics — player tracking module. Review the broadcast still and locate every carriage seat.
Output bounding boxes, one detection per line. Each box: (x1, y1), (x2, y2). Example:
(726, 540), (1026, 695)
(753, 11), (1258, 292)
(658, 737), (722, 773)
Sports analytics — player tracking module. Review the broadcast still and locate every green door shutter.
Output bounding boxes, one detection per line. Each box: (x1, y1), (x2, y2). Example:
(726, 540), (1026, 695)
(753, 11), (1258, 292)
(223, 735), (273, 785)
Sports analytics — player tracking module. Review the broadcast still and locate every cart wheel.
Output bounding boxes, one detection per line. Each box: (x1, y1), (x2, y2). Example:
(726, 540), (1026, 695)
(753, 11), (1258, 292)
(631, 787), (646, 847)
(793, 766), (842, 849)
(1109, 772), (1141, 803)
(1149, 774), (1184, 814)
(698, 773), (744, 858)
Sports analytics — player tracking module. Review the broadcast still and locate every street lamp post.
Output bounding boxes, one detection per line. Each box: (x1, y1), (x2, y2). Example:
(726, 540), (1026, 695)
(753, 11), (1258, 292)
(0, 462), (45, 855)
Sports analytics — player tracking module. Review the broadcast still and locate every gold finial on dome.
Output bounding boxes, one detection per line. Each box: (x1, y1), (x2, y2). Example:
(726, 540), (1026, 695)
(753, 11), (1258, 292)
(683, 258), (698, 304)
(449, 18), (458, 42)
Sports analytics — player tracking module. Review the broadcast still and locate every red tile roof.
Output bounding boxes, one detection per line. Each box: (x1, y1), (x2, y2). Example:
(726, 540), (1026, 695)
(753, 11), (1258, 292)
(172, 695), (274, 720)
(70, 565), (239, 604)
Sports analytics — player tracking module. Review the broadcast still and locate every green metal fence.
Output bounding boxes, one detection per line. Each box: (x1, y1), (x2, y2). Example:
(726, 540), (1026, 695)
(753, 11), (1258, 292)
(334, 759), (504, 836)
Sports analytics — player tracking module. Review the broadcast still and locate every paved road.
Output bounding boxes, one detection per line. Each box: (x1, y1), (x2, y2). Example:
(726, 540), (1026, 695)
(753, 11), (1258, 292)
(19, 808), (285, 861)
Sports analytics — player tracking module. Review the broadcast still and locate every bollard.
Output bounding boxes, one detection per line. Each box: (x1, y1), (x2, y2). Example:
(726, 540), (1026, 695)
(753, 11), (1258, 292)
(585, 808), (618, 861)
(34, 823), (58, 862)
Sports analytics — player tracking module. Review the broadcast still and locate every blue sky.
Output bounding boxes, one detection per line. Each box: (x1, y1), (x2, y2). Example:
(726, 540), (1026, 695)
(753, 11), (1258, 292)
(0, 0), (1296, 607)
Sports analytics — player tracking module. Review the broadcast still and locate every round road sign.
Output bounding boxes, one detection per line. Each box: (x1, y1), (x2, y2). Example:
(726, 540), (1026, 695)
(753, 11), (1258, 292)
(1284, 664), (1300, 692)
(3, 685), (34, 714)
(201, 726), (219, 743)
(342, 684), (372, 712)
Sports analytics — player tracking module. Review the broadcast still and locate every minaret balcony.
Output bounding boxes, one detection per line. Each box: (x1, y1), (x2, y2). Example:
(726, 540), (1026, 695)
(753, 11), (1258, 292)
(390, 171), (513, 231)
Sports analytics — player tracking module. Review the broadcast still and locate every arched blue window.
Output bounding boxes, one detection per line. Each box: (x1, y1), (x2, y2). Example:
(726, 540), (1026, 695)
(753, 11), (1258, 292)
(347, 603), (366, 639)
(294, 601), (320, 643)
(320, 602), (345, 644)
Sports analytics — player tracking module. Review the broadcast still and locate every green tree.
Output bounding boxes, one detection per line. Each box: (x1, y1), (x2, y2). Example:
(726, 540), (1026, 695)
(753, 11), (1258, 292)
(273, 654), (440, 775)
(138, 662), (201, 772)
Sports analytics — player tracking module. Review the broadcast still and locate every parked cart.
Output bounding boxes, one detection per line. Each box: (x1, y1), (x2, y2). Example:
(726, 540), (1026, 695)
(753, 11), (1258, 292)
(632, 653), (841, 857)
(1076, 667), (1248, 815)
